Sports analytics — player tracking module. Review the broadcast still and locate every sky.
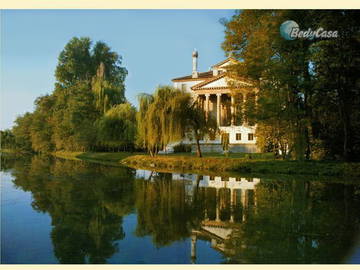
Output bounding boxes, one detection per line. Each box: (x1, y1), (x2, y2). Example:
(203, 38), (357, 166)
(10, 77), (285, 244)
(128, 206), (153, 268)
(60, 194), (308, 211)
(0, 9), (235, 130)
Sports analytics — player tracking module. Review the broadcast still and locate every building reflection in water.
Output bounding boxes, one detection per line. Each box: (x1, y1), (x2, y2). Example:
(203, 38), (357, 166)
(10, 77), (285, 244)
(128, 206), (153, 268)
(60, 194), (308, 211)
(136, 170), (260, 263)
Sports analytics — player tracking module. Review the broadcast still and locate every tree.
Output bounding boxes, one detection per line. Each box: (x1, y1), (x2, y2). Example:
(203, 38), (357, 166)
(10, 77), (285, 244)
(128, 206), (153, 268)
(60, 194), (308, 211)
(0, 129), (15, 149)
(137, 86), (217, 157)
(308, 11), (360, 161)
(222, 10), (360, 161)
(221, 10), (325, 160)
(55, 37), (93, 87)
(52, 81), (99, 151)
(12, 112), (34, 151)
(11, 37), (129, 153)
(136, 86), (183, 156)
(30, 95), (55, 153)
(97, 103), (137, 151)
(178, 98), (217, 158)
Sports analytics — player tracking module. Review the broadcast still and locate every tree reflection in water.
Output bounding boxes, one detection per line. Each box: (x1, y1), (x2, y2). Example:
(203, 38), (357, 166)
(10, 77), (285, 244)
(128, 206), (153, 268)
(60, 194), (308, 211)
(3, 154), (360, 264)
(7, 155), (135, 263)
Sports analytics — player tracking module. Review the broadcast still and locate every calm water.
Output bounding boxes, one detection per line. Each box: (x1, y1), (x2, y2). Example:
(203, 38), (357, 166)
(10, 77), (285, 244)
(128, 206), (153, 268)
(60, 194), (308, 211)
(1, 154), (360, 264)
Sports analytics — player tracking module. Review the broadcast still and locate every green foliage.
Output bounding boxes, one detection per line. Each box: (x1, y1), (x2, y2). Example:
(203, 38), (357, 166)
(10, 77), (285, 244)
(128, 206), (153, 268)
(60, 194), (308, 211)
(8, 155), (134, 263)
(12, 112), (34, 152)
(308, 11), (360, 161)
(10, 37), (131, 153)
(29, 95), (55, 153)
(123, 154), (360, 177)
(173, 143), (192, 153)
(137, 86), (186, 156)
(0, 129), (16, 150)
(136, 86), (217, 157)
(96, 103), (137, 150)
(222, 10), (360, 161)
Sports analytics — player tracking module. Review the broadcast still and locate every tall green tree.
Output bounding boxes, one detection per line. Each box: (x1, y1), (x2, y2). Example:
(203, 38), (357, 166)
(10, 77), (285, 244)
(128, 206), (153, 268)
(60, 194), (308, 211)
(221, 10), (360, 160)
(12, 112), (34, 151)
(30, 95), (55, 153)
(0, 129), (15, 150)
(11, 37), (129, 153)
(308, 11), (360, 161)
(136, 86), (183, 156)
(97, 103), (137, 151)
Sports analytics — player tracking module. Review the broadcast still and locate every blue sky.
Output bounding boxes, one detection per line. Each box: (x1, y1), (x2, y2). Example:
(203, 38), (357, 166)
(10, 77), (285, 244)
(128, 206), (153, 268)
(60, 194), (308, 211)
(1, 9), (235, 129)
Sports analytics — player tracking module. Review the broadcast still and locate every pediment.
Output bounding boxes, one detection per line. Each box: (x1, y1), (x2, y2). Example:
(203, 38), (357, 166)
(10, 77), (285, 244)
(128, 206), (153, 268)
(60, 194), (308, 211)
(191, 73), (252, 90)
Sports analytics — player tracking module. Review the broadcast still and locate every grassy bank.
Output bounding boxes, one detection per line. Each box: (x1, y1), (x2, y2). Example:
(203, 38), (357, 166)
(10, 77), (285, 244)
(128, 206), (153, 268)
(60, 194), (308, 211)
(6, 150), (360, 178)
(122, 155), (360, 177)
(52, 151), (141, 166)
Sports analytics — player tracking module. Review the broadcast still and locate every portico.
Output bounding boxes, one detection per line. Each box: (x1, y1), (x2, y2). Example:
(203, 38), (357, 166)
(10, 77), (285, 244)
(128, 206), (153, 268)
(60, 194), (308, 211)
(171, 50), (259, 153)
(195, 91), (247, 127)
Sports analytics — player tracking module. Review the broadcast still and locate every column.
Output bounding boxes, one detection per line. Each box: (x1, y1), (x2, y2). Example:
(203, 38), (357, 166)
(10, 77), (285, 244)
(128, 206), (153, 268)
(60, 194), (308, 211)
(216, 188), (220, 222)
(205, 94), (210, 120)
(216, 93), (221, 126)
(243, 93), (247, 125)
(254, 188), (258, 215)
(241, 189), (247, 222)
(231, 95), (235, 126)
(230, 188), (234, 223)
(241, 189), (246, 207)
(191, 234), (197, 263)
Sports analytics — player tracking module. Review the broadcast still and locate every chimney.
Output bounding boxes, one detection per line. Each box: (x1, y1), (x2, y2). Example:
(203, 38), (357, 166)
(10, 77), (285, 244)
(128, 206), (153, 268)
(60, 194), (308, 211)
(212, 68), (219, 76)
(192, 49), (198, 78)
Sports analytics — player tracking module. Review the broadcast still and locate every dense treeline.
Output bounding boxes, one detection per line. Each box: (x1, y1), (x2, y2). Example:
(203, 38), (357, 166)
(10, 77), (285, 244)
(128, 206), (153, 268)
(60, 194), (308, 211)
(222, 10), (360, 161)
(6, 37), (136, 153)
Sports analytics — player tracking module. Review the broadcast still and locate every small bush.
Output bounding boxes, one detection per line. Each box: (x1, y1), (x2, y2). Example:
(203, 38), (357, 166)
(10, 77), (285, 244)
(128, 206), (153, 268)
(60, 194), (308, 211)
(173, 143), (192, 153)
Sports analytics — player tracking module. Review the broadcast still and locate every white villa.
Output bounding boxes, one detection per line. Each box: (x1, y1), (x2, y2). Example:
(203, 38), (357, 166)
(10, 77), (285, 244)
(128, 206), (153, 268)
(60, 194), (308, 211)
(171, 50), (259, 153)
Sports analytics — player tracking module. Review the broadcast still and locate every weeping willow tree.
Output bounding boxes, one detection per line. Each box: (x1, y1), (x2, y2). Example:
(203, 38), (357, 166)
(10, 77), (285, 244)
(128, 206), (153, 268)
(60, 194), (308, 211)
(92, 62), (126, 115)
(137, 86), (218, 157)
(136, 93), (154, 153)
(136, 86), (185, 156)
(96, 103), (137, 151)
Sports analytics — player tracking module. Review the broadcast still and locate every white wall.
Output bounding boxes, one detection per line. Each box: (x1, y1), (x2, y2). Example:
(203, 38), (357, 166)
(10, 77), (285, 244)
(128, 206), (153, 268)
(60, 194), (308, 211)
(219, 126), (256, 144)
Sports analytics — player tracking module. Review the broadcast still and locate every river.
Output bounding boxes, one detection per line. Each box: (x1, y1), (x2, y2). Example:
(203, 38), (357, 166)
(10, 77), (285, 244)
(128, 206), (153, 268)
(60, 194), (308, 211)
(1, 154), (360, 264)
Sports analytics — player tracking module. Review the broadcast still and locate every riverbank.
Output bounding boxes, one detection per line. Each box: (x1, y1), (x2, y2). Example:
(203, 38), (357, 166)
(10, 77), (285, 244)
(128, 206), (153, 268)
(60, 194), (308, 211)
(122, 155), (360, 177)
(52, 151), (140, 166)
(4, 150), (359, 178)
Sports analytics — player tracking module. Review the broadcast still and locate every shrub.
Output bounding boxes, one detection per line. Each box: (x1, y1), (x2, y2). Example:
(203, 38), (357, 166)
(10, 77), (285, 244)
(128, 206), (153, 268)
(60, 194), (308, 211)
(173, 143), (192, 153)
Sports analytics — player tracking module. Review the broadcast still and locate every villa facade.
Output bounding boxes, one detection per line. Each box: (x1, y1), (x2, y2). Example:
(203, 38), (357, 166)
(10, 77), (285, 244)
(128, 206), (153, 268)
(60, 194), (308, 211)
(171, 50), (259, 153)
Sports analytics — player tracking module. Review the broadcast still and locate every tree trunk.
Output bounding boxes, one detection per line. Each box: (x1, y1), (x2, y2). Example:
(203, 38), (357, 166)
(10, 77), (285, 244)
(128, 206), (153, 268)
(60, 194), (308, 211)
(196, 139), (202, 158)
(304, 127), (311, 160)
(342, 114), (350, 161)
(339, 90), (351, 162)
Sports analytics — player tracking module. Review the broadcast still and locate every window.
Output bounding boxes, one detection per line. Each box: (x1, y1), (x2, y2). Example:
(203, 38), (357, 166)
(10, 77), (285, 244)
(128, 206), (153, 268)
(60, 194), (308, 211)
(209, 175), (215, 181)
(248, 133), (254, 141)
(181, 84), (186, 91)
(236, 133), (242, 141)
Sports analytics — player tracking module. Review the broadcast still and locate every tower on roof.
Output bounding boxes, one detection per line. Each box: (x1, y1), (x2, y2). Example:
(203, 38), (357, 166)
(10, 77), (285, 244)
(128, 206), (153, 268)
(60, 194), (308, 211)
(192, 49), (198, 78)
